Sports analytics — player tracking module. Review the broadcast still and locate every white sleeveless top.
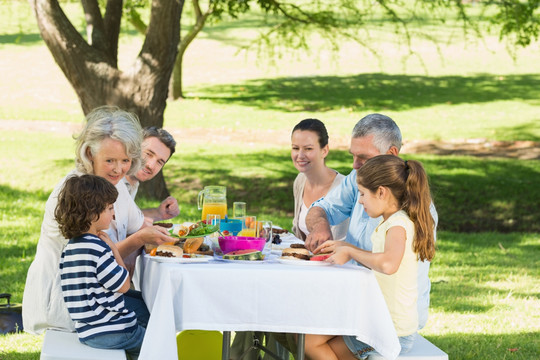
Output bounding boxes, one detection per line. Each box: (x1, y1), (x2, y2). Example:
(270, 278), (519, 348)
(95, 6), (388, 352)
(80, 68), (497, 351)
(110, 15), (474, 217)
(298, 202), (310, 236)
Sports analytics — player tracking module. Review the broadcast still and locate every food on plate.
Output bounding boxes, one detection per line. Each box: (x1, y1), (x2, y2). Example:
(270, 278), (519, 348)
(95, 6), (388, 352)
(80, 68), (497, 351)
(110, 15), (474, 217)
(183, 222), (198, 230)
(154, 222), (173, 228)
(183, 237), (204, 254)
(310, 253), (332, 262)
(168, 221), (218, 238)
(272, 227), (289, 234)
(171, 224), (190, 237)
(144, 243), (157, 253)
(272, 234), (282, 244)
(155, 244), (183, 258)
(179, 242), (213, 256)
(281, 247), (310, 261)
(223, 249), (264, 261)
(187, 222), (218, 236)
(280, 243), (332, 262)
(290, 243), (306, 249)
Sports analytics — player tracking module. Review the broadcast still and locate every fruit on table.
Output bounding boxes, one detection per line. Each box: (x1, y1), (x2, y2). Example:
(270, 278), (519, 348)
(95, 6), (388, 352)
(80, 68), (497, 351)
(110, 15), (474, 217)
(223, 249), (264, 261)
(310, 253), (331, 261)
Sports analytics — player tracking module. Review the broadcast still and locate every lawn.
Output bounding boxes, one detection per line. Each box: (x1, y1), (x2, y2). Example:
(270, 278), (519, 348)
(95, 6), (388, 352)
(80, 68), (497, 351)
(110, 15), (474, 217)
(1, 1), (539, 359)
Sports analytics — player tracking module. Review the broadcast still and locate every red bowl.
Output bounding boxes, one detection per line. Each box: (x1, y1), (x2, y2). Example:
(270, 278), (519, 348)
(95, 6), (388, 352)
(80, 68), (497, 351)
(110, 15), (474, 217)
(218, 236), (265, 254)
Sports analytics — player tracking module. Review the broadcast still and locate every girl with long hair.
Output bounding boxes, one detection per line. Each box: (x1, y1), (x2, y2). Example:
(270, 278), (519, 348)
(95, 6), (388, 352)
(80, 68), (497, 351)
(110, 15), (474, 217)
(305, 154), (436, 360)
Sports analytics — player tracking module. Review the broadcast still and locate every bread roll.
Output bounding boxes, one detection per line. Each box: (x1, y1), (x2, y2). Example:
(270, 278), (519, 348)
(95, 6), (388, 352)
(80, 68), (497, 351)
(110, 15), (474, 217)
(155, 244), (183, 258)
(281, 247), (310, 261)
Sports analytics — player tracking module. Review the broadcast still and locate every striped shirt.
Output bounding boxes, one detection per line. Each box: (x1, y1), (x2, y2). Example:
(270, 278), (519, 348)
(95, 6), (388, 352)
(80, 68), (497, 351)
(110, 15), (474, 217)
(59, 234), (137, 341)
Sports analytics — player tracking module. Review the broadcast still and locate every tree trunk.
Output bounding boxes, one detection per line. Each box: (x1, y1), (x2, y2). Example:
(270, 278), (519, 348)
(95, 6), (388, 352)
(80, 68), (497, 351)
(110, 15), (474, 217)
(170, 50), (185, 99)
(169, 0), (212, 99)
(139, 172), (169, 200)
(31, 0), (185, 199)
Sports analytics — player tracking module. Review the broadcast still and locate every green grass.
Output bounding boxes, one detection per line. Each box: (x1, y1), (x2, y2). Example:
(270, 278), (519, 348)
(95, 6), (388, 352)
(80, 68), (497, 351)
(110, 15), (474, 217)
(1, 1), (539, 359)
(1, 132), (539, 359)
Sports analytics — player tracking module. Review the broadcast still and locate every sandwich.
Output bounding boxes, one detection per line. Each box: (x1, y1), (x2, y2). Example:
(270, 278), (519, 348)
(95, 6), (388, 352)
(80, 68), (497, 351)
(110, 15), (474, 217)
(155, 244), (183, 258)
(281, 247), (310, 261)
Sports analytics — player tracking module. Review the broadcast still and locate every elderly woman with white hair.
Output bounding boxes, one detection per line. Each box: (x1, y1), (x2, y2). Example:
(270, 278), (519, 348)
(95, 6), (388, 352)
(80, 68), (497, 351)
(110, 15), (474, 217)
(22, 106), (175, 335)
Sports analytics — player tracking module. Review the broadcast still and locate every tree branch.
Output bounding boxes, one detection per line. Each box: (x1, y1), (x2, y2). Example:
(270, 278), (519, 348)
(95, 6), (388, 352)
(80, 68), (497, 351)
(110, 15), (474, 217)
(103, 0), (124, 65)
(80, 1), (107, 49)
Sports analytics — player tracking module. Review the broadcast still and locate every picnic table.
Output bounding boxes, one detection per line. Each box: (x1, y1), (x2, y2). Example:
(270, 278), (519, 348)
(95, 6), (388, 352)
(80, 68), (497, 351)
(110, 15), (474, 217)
(137, 247), (400, 360)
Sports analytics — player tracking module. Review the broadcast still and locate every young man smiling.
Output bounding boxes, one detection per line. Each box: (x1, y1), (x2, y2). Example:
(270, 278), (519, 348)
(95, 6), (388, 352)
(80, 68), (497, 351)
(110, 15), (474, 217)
(124, 127), (180, 222)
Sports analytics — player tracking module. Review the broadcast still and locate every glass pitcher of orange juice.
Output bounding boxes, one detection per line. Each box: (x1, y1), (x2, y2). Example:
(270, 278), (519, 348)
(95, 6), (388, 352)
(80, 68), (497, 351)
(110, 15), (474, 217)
(198, 186), (227, 221)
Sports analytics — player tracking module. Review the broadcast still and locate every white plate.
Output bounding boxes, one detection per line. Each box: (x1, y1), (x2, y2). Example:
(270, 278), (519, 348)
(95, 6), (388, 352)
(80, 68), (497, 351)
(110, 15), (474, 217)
(221, 259), (266, 264)
(277, 258), (331, 266)
(145, 254), (212, 263)
(214, 255), (267, 264)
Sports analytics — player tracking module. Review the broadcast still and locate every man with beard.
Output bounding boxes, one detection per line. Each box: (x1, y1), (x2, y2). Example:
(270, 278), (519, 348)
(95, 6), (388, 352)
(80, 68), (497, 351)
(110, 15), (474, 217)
(124, 126), (180, 222)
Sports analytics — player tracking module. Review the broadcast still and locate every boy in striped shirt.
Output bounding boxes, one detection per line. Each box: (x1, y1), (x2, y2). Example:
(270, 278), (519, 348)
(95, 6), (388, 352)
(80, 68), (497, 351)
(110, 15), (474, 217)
(56, 174), (145, 359)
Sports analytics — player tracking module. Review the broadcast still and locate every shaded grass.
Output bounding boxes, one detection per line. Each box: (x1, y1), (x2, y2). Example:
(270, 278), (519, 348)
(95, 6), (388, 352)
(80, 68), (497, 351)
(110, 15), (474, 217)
(189, 73), (540, 114)
(142, 146), (540, 233)
(177, 73), (540, 142)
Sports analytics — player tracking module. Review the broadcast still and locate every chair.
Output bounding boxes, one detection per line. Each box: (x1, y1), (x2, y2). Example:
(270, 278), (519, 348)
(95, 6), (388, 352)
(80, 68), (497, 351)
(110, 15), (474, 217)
(40, 329), (127, 360)
(368, 334), (448, 360)
(177, 330), (223, 360)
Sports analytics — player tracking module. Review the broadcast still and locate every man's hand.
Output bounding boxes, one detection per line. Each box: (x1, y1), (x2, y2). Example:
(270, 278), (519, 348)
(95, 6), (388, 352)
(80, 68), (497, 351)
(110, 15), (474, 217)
(158, 196), (180, 220)
(304, 207), (333, 252)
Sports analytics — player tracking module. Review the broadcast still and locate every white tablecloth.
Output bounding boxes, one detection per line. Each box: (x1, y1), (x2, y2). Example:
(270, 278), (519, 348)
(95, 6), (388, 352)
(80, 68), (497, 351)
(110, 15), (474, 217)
(139, 255), (400, 360)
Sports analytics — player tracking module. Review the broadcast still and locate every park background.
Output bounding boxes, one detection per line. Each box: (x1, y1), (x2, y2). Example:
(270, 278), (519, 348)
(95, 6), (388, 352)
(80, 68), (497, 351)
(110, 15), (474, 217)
(0, 0), (539, 359)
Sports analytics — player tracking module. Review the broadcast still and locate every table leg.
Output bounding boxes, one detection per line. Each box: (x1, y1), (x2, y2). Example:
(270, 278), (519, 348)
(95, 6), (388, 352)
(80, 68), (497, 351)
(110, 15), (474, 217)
(222, 331), (231, 360)
(296, 334), (305, 360)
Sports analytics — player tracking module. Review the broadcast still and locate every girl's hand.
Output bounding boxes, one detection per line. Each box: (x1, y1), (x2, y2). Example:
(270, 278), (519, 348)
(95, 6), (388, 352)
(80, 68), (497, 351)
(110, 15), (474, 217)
(314, 240), (349, 255)
(327, 246), (352, 265)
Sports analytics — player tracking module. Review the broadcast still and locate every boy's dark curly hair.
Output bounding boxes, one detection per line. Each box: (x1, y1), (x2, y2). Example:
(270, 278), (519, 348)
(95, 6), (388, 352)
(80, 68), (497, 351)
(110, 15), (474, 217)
(55, 174), (118, 239)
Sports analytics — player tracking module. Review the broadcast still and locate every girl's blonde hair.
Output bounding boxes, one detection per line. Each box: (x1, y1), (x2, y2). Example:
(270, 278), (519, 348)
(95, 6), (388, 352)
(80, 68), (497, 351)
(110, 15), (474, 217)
(74, 106), (143, 176)
(357, 155), (435, 261)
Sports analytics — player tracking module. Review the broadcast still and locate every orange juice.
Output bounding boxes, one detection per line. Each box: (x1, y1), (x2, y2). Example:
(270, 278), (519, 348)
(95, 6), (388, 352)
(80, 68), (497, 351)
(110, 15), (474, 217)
(238, 228), (257, 237)
(201, 203), (227, 221)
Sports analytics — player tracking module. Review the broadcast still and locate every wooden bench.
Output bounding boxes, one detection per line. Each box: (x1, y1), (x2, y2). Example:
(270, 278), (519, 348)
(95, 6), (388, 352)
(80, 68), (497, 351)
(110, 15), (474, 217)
(40, 329), (127, 360)
(368, 335), (448, 360)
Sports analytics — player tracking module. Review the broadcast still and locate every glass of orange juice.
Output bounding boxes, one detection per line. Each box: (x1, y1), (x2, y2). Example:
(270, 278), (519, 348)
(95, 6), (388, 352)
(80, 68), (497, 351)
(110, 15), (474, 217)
(238, 215), (257, 237)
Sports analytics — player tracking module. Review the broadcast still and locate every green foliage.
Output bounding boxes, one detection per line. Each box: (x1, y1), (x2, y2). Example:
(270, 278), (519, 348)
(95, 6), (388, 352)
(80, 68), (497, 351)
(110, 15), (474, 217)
(493, 0), (540, 47)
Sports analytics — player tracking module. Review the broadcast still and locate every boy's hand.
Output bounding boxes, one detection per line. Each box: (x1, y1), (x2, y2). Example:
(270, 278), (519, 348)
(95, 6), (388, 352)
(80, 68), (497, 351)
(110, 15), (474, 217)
(97, 231), (114, 248)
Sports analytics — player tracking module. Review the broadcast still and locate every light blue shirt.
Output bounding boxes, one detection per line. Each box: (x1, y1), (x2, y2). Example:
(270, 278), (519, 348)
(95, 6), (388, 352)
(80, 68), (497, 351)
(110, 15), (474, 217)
(312, 169), (438, 329)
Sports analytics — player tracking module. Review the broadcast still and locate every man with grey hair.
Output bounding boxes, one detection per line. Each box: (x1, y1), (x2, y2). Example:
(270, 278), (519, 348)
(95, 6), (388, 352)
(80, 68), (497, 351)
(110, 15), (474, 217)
(305, 113), (438, 330)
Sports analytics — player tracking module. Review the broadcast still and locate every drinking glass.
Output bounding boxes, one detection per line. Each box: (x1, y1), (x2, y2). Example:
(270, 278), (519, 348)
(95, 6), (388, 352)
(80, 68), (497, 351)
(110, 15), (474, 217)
(239, 215), (257, 237)
(233, 202), (246, 219)
(206, 214), (221, 250)
(259, 220), (273, 254)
